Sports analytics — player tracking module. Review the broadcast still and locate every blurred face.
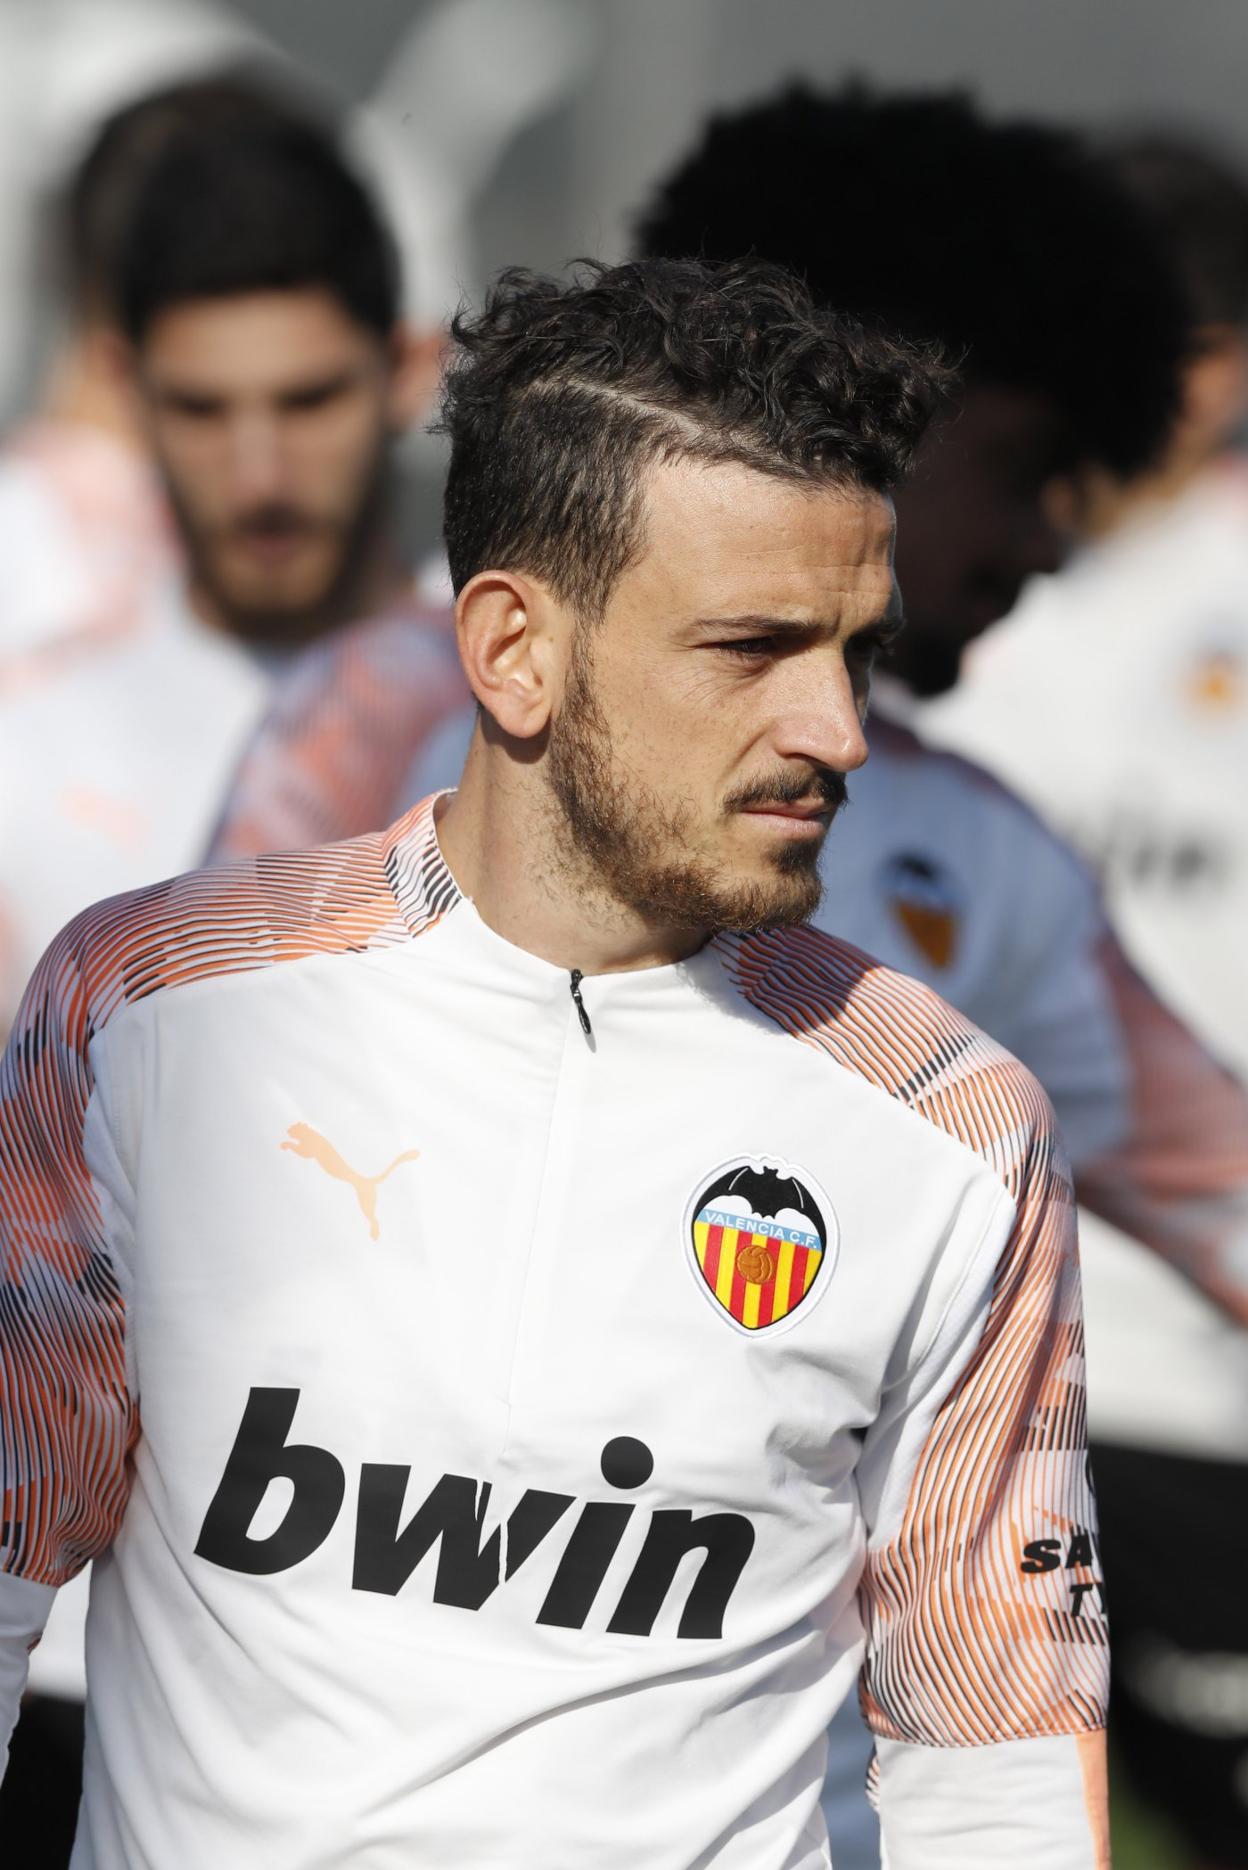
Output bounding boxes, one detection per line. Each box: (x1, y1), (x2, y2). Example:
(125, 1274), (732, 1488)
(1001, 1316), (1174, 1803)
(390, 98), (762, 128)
(544, 457), (899, 933)
(890, 383), (1070, 696)
(135, 288), (403, 642)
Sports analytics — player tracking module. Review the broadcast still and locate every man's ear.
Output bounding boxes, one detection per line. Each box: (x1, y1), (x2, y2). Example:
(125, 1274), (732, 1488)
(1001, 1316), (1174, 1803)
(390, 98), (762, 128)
(83, 327), (158, 446)
(388, 322), (448, 431)
(456, 569), (562, 740)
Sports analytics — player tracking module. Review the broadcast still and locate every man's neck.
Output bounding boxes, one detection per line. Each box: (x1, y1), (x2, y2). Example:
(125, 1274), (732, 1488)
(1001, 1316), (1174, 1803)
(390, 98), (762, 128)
(436, 733), (708, 977)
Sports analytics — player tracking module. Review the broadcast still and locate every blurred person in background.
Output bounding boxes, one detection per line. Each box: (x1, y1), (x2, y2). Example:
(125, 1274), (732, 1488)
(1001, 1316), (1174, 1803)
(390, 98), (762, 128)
(646, 90), (1248, 1870)
(0, 85), (457, 1857)
(216, 84), (1248, 1866)
(0, 88), (460, 1041)
(0, 0), (273, 683)
(0, 74), (296, 691)
(0, 0), (269, 421)
(920, 133), (1248, 1870)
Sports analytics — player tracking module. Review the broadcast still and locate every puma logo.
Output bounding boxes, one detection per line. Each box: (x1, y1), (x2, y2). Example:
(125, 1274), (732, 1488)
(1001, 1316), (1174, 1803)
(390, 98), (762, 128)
(281, 1123), (421, 1241)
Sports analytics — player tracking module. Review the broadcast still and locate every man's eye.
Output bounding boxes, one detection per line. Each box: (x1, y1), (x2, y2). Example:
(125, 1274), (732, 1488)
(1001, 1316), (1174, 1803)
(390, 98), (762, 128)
(165, 397), (220, 420)
(283, 384), (341, 413)
(716, 638), (777, 661)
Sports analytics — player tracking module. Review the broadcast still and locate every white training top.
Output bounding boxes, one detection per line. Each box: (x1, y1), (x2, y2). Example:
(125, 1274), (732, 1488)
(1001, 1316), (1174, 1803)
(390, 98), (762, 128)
(920, 461), (1248, 1459)
(0, 799), (1106, 1868)
(5, 596), (465, 1709)
(206, 645), (1248, 1461)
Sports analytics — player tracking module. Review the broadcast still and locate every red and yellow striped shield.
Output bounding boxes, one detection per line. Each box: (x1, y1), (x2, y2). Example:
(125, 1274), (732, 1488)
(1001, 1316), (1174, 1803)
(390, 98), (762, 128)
(687, 1157), (834, 1333)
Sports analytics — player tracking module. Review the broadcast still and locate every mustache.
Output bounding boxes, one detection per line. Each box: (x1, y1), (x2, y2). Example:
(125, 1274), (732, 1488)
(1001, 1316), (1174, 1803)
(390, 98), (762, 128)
(228, 504), (323, 540)
(724, 769), (848, 814)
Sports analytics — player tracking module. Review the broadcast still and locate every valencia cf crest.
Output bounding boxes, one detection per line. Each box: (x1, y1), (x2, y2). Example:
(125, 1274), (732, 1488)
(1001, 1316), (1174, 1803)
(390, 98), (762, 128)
(685, 1157), (837, 1335)
(882, 850), (965, 969)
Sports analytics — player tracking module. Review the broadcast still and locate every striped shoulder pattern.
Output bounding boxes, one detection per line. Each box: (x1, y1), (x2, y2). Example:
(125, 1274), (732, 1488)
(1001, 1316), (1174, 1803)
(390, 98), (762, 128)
(719, 920), (1051, 1195)
(0, 798), (456, 1585)
(720, 922), (1106, 1747)
(54, 795), (453, 1028)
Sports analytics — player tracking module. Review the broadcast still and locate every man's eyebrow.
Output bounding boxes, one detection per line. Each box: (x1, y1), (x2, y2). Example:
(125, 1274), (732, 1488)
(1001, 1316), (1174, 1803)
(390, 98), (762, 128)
(691, 614), (828, 635)
(278, 367), (361, 400)
(149, 366), (362, 405)
(690, 611), (906, 637)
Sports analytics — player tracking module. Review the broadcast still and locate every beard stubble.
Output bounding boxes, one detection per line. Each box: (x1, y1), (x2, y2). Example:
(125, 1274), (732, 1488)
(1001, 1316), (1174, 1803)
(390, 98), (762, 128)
(545, 637), (840, 935)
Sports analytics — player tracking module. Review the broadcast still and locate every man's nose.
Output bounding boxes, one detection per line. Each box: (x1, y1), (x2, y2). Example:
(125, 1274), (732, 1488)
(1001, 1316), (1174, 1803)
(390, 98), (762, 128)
(773, 660), (870, 774)
(227, 412), (289, 506)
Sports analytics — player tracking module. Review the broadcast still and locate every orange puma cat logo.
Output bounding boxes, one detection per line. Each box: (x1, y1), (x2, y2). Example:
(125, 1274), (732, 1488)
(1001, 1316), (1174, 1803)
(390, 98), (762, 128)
(281, 1123), (421, 1241)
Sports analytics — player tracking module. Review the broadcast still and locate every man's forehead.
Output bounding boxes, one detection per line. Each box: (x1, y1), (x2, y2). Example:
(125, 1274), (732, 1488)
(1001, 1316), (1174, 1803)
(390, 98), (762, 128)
(642, 454), (894, 554)
(141, 287), (381, 389)
(634, 454), (896, 610)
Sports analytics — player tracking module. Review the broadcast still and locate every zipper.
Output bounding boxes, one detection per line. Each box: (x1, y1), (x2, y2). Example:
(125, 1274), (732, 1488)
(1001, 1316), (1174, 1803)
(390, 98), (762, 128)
(493, 978), (592, 1421)
(569, 969), (593, 1038)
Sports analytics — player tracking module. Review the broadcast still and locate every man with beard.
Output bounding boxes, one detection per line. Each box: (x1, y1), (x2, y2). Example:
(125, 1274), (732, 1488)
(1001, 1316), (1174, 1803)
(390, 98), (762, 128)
(217, 89), (1246, 1334)
(212, 88), (1248, 1863)
(0, 258), (1107, 1867)
(640, 87), (1248, 1867)
(0, 91), (460, 1035)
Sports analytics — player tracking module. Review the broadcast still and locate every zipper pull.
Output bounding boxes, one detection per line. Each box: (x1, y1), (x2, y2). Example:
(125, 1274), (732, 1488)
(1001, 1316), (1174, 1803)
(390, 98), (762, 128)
(569, 969), (593, 1038)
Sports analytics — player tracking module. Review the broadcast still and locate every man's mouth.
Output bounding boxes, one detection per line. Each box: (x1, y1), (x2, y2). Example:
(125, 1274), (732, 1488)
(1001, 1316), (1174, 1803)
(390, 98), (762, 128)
(231, 505), (318, 541)
(238, 534), (304, 564)
(227, 519), (322, 571)
(729, 768), (847, 825)
(738, 798), (838, 835)
(742, 798), (830, 819)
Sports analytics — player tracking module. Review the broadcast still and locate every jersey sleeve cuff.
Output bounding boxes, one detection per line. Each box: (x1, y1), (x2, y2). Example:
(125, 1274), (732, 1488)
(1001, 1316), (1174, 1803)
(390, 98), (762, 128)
(0, 1571), (58, 1777)
(876, 1729), (1109, 1869)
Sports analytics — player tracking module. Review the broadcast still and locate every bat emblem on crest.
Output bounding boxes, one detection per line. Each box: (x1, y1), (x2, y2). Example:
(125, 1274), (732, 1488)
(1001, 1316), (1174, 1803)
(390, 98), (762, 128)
(685, 1155), (837, 1335)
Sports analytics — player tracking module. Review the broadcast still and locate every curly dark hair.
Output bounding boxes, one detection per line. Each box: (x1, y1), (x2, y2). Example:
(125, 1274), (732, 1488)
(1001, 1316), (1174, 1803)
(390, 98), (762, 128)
(637, 83), (1190, 479)
(438, 255), (949, 616)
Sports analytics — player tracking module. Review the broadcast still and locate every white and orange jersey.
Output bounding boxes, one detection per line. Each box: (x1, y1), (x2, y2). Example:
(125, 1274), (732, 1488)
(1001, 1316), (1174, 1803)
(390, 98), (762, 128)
(399, 706), (1248, 1367)
(0, 420), (173, 688)
(1, 595), (462, 1708)
(0, 579), (277, 1039)
(920, 460), (1248, 1459)
(0, 800), (1106, 1868)
(205, 599), (469, 862)
(205, 631), (1248, 1364)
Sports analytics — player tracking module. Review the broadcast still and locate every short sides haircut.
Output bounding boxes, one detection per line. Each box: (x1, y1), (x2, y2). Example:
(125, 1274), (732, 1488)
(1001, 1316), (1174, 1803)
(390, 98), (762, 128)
(637, 83), (1190, 479)
(439, 256), (948, 617)
(116, 100), (400, 342)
